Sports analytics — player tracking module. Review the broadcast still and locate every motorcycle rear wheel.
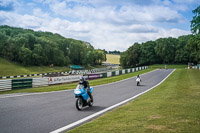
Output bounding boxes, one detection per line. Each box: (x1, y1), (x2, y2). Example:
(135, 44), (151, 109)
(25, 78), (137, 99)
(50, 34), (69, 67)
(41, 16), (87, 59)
(76, 97), (83, 110)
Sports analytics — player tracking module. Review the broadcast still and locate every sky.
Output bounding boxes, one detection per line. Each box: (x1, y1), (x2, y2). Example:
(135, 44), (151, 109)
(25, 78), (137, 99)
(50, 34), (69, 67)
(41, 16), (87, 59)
(0, 0), (199, 51)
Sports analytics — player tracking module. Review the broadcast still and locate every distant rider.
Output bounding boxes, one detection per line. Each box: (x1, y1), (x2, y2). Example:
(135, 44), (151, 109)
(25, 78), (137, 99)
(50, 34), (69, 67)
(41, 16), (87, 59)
(79, 76), (93, 101)
(136, 74), (141, 82)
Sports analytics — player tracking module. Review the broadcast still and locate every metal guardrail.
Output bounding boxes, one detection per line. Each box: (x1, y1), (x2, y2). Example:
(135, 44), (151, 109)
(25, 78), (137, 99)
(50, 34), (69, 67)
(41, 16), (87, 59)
(12, 79), (32, 90)
(0, 67), (113, 79)
(32, 78), (49, 88)
(0, 66), (148, 91)
(0, 79), (12, 91)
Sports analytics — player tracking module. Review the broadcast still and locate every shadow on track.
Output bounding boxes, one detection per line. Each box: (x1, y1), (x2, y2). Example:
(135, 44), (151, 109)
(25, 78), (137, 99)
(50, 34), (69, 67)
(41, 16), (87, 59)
(78, 106), (106, 112)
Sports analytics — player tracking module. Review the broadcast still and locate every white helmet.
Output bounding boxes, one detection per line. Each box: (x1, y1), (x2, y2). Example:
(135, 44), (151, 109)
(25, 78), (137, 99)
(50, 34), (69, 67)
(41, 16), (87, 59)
(80, 76), (85, 82)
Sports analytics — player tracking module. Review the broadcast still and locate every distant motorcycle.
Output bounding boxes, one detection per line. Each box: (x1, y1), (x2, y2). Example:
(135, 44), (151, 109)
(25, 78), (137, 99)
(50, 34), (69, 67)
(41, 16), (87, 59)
(74, 84), (93, 110)
(136, 77), (141, 86)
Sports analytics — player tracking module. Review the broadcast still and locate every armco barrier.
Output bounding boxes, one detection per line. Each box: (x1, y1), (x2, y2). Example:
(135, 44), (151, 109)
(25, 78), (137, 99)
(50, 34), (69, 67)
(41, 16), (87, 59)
(12, 79), (32, 90)
(102, 73), (107, 78)
(116, 70), (119, 75)
(112, 71), (115, 76)
(0, 66), (148, 91)
(88, 66), (148, 79)
(0, 79), (12, 91)
(119, 70), (122, 75)
(0, 67), (113, 79)
(32, 77), (49, 88)
(125, 69), (128, 73)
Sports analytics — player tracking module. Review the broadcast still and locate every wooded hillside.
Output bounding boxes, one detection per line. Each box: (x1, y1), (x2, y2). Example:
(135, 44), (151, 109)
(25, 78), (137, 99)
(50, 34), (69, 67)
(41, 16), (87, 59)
(0, 25), (106, 66)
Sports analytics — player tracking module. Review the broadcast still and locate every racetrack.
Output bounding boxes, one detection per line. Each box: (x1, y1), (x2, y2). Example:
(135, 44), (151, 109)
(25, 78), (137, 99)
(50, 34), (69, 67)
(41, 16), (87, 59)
(0, 69), (174, 133)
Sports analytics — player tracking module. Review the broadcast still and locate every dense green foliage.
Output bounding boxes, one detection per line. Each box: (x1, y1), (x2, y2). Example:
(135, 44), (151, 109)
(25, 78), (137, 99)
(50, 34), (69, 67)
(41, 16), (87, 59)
(0, 25), (106, 66)
(191, 5), (200, 34)
(108, 50), (120, 55)
(120, 35), (200, 68)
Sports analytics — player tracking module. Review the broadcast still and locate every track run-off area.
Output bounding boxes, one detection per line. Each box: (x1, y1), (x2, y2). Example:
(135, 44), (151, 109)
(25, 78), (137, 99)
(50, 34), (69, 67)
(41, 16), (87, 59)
(0, 69), (174, 133)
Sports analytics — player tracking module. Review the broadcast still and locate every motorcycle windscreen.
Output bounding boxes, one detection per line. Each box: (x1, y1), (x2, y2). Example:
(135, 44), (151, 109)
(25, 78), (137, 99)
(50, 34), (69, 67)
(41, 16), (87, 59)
(90, 87), (93, 93)
(76, 84), (84, 89)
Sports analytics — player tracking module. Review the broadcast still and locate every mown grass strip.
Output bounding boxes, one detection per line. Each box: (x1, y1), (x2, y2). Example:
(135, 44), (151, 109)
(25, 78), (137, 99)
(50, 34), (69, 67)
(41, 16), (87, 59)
(0, 57), (70, 77)
(67, 69), (200, 133)
(0, 68), (154, 95)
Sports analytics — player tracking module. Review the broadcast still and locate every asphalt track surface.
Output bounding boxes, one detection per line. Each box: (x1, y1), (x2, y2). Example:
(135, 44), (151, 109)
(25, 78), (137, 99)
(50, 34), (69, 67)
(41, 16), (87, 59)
(0, 69), (174, 133)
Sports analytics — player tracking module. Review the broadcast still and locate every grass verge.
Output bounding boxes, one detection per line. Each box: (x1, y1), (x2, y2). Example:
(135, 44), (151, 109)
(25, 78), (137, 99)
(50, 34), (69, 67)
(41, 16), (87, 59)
(0, 68), (154, 95)
(67, 69), (200, 133)
(0, 58), (70, 77)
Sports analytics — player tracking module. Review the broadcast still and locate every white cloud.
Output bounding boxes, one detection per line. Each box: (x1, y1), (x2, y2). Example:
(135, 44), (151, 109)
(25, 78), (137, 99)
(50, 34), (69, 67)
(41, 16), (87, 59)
(49, 1), (184, 25)
(0, 0), (194, 51)
(173, 0), (199, 4)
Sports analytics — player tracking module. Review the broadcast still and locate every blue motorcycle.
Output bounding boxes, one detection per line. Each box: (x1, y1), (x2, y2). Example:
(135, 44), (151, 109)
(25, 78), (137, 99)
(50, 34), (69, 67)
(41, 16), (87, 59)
(74, 84), (94, 110)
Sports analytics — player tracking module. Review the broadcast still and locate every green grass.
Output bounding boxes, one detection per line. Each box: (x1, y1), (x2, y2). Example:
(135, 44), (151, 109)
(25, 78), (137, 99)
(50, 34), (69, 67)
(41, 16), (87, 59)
(67, 69), (200, 133)
(0, 68), (154, 95)
(106, 54), (120, 64)
(0, 57), (70, 77)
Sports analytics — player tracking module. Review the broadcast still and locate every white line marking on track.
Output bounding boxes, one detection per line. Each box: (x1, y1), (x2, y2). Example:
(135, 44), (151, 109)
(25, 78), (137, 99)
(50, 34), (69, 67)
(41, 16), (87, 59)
(0, 69), (158, 99)
(50, 69), (175, 133)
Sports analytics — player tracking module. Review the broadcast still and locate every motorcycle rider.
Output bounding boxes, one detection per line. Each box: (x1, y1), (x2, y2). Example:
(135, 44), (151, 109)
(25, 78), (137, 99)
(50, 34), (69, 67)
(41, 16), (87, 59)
(79, 76), (93, 102)
(136, 74), (141, 82)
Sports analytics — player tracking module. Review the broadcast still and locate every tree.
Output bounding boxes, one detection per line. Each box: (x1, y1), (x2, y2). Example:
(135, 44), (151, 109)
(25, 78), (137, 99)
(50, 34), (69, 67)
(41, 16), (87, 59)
(94, 50), (106, 65)
(155, 37), (177, 64)
(191, 5), (200, 34)
(84, 51), (95, 65)
(32, 44), (43, 65)
(139, 41), (158, 65)
(120, 51), (129, 68)
(2, 38), (15, 60)
(175, 35), (192, 63)
(0, 32), (8, 55)
(186, 34), (200, 63)
(127, 43), (141, 67)
(19, 46), (32, 65)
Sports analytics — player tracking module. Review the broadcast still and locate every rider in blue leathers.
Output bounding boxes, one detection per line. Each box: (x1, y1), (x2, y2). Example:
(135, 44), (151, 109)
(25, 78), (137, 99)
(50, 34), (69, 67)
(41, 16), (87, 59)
(79, 76), (93, 102)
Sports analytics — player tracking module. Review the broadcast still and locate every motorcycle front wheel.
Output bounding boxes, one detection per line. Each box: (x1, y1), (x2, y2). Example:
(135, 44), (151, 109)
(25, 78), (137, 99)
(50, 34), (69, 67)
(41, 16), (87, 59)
(76, 97), (83, 110)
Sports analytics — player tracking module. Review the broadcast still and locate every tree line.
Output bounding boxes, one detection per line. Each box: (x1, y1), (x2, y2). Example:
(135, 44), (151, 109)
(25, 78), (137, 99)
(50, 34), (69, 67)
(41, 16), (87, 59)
(120, 34), (200, 68)
(0, 25), (106, 66)
(108, 50), (120, 55)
